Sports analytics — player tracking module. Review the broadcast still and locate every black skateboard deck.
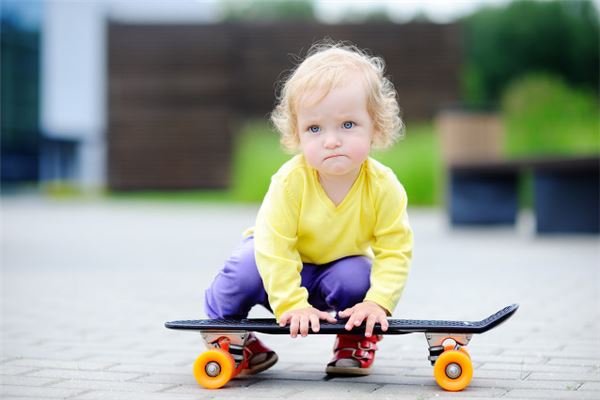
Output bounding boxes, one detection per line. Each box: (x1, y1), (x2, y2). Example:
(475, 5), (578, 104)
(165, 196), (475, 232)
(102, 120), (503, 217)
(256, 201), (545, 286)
(165, 303), (518, 335)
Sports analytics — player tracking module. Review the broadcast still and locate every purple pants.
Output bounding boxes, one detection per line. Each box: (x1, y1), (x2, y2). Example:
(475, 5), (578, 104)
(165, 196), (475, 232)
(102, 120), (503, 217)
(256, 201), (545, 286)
(204, 236), (372, 319)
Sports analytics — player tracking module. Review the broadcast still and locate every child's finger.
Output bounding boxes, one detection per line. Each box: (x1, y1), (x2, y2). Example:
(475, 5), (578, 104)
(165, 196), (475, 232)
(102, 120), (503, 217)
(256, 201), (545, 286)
(320, 311), (337, 323)
(344, 313), (354, 330)
(379, 316), (389, 332)
(338, 307), (353, 318)
(290, 315), (300, 338)
(353, 310), (367, 326)
(346, 314), (363, 330)
(279, 313), (290, 327)
(309, 314), (320, 333)
(364, 314), (377, 337)
(300, 315), (310, 337)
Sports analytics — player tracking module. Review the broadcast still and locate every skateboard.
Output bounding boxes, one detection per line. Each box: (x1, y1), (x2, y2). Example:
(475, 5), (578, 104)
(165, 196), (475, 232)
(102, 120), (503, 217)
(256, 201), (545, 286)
(165, 303), (518, 391)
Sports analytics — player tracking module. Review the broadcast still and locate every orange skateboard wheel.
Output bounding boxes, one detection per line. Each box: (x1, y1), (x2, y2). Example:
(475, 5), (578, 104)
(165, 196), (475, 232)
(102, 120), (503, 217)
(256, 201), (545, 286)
(444, 344), (470, 358)
(193, 349), (235, 389)
(433, 350), (473, 391)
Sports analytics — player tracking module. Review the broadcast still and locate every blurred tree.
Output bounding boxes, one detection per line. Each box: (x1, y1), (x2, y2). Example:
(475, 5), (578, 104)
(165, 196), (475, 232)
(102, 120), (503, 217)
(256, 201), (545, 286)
(220, 0), (316, 21)
(462, 0), (599, 106)
(340, 8), (393, 23)
(409, 11), (432, 23)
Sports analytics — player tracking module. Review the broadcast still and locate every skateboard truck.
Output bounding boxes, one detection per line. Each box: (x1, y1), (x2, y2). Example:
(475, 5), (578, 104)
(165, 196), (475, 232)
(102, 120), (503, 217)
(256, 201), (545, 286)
(425, 333), (472, 365)
(201, 331), (248, 370)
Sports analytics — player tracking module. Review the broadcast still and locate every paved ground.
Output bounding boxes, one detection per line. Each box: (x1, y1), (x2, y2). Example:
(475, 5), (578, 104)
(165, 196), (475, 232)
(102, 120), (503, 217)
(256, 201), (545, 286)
(1, 197), (599, 399)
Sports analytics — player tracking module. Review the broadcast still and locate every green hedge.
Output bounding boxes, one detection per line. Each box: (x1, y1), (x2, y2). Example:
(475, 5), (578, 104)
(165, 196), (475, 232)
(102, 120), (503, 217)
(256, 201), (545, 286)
(502, 74), (599, 157)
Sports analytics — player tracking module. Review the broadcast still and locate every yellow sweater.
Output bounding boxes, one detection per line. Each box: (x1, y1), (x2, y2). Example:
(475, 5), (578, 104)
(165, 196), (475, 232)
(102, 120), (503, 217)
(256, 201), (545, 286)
(249, 154), (413, 320)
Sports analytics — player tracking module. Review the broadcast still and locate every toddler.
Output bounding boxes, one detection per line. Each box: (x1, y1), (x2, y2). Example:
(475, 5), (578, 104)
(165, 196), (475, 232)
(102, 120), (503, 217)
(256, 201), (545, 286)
(205, 41), (413, 376)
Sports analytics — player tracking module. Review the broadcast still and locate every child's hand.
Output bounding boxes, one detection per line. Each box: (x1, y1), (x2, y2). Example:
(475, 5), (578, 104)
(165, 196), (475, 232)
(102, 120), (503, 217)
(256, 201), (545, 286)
(279, 306), (337, 338)
(338, 301), (389, 338)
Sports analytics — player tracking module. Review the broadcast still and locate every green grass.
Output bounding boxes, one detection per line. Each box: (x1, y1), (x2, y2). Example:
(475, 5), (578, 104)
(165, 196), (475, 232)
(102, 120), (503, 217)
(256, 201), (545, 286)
(229, 121), (293, 203)
(372, 124), (443, 206)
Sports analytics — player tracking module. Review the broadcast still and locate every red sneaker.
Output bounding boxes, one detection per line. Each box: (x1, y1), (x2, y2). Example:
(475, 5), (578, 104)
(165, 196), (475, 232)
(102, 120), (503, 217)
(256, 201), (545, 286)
(326, 334), (381, 376)
(239, 333), (278, 376)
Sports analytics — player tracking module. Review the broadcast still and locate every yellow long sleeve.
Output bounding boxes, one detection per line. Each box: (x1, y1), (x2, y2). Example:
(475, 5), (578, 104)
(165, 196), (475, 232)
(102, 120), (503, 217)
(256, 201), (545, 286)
(251, 155), (413, 320)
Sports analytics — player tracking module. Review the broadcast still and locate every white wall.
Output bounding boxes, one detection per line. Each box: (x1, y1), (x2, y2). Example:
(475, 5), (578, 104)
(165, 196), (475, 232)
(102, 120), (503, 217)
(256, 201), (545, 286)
(41, 0), (106, 189)
(40, 0), (219, 190)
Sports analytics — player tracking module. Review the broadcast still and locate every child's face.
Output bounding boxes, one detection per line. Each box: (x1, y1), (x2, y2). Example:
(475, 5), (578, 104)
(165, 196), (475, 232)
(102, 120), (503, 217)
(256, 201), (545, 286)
(297, 75), (374, 179)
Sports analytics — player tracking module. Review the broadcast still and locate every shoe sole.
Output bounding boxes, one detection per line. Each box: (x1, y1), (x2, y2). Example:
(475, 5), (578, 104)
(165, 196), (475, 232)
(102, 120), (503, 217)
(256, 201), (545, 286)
(325, 365), (372, 376)
(238, 353), (279, 376)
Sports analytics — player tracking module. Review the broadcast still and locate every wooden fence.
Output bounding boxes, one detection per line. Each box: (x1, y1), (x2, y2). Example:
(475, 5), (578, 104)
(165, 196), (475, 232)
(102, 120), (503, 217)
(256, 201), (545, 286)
(108, 22), (461, 190)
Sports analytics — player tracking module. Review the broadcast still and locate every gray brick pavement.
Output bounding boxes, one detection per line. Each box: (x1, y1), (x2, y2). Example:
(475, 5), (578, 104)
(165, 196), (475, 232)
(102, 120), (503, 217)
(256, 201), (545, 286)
(1, 197), (599, 399)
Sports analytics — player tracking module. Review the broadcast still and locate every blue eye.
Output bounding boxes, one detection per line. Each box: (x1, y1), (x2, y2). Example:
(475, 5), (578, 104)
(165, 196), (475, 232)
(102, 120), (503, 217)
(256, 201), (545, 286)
(309, 126), (320, 134)
(343, 121), (355, 129)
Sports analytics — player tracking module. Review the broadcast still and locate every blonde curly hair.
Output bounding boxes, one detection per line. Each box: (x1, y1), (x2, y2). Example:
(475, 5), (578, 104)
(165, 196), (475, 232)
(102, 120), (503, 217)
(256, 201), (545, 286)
(271, 41), (404, 153)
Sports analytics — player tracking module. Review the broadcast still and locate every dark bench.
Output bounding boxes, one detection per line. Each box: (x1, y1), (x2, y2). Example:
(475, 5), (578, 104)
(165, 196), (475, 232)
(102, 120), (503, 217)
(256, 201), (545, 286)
(448, 156), (599, 234)
(449, 161), (521, 226)
(528, 157), (599, 234)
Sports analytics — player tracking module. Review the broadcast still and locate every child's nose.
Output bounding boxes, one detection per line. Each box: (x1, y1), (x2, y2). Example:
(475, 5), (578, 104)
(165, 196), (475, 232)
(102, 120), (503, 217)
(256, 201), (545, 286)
(323, 132), (341, 148)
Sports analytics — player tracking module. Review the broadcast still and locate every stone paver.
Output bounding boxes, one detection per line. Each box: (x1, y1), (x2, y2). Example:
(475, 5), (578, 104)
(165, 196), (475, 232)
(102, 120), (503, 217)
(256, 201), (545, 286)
(1, 197), (599, 399)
